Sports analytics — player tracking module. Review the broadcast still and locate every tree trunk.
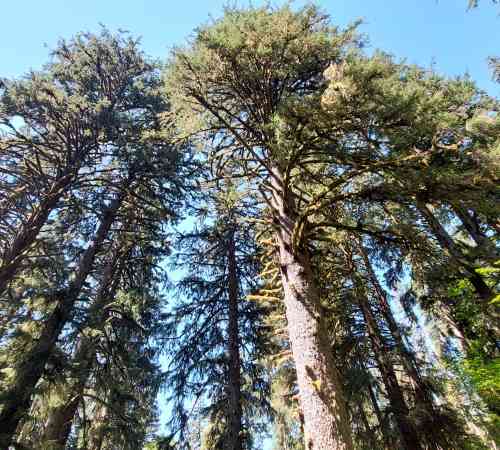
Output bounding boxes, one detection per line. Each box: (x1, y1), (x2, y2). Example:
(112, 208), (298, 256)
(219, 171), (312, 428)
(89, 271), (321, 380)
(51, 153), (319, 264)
(225, 228), (243, 450)
(450, 203), (497, 255)
(358, 243), (436, 409)
(0, 191), (124, 448)
(88, 404), (108, 450)
(41, 341), (93, 449)
(41, 233), (125, 449)
(417, 201), (494, 301)
(357, 289), (423, 450)
(272, 173), (353, 450)
(365, 375), (397, 450)
(0, 173), (74, 295)
(357, 400), (380, 450)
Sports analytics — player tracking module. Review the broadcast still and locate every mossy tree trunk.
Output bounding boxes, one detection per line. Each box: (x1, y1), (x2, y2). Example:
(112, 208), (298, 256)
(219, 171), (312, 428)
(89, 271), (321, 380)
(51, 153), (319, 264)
(0, 192), (124, 448)
(273, 174), (353, 450)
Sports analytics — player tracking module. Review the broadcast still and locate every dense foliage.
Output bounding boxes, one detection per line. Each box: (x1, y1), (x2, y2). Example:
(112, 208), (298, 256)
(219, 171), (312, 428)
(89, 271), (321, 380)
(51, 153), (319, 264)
(0, 4), (498, 450)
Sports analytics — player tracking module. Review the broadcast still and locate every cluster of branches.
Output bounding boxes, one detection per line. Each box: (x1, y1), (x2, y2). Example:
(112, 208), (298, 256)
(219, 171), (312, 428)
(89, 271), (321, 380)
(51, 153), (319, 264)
(0, 30), (189, 449)
(0, 3), (499, 450)
(164, 4), (499, 450)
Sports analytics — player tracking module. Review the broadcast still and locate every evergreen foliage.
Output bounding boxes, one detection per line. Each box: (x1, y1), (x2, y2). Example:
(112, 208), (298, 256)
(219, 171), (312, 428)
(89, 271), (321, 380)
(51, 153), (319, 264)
(0, 4), (498, 450)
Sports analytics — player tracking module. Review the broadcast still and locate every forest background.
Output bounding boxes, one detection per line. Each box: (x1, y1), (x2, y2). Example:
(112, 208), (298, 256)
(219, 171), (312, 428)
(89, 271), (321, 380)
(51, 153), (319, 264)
(0, 1), (498, 449)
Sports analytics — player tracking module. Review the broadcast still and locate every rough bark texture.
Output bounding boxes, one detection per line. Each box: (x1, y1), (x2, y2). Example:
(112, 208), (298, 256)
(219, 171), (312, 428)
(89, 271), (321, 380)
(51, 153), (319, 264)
(225, 229), (243, 450)
(273, 178), (353, 450)
(0, 173), (74, 295)
(0, 192), (123, 448)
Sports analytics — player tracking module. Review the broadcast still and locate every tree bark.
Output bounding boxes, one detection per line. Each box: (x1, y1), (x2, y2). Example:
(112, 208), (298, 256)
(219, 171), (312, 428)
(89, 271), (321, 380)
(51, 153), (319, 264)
(358, 243), (436, 408)
(0, 173), (74, 295)
(357, 288), (423, 450)
(0, 191), (124, 448)
(41, 248), (122, 449)
(41, 340), (93, 449)
(417, 201), (494, 302)
(272, 172), (353, 450)
(225, 228), (243, 450)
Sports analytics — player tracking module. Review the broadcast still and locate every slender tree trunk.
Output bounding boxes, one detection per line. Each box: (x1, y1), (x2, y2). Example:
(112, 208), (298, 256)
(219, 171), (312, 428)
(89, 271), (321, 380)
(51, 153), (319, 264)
(358, 243), (436, 409)
(366, 379), (384, 433)
(417, 201), (494, 301)
(225, 228), (243, 450)
(272, 171), (353, 450)
(0, 173), (74, 295)
(41, 250), (122, 449)
(0, 191), (124, 448)
(357, 400), (380, 450)
(450, 203), (498, 255)
(365, 376), (396, 450)
(357, 289), (423, 450)
(451, 204), (485, 246)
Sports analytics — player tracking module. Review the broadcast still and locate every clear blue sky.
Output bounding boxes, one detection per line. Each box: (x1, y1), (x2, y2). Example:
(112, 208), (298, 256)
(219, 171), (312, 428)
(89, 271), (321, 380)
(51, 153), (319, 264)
(0, 1), (499, 95)
(1, 0), (497, 446)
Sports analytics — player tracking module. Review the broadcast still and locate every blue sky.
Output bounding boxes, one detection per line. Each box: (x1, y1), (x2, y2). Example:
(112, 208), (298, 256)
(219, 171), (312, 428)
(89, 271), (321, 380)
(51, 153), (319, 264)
(1, 0), (497, 447)
(0, 1), (499, 95)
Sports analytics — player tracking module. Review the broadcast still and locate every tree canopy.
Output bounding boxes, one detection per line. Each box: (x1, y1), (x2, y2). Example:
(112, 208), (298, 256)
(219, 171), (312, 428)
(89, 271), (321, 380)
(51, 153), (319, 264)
(0, 4), (498, 450)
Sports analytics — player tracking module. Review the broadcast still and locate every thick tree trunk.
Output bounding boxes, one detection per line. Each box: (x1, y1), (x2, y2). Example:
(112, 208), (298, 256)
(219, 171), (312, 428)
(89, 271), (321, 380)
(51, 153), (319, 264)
(42, 343), (93, 449)
(225, 229), (243, 450)
(357, 290), (423, 450)
(0, 192), (123, 448)
(0, 173), (74, 295)
(42, 390), (80, 448)
(272, 174), (353, 450)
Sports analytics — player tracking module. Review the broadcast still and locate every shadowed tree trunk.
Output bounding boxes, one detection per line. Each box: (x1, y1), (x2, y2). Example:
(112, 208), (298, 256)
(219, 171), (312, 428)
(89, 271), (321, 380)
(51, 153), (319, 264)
(357, 289), (423, 450)
(41, 341), (93, 449)
(88, 404), (109, 450)
(450, 202), (499, 258)
(357, 399), (380, 450)
(365, 371), (397, 450)
(357, 242), (437, 410)
(40, 247), (124, 449)
(0, 172), (75, 295)
(416, 200), (494, 302)
(0, 190), (125, 448)
(225, 228), (243, 450)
